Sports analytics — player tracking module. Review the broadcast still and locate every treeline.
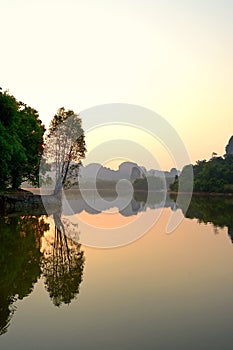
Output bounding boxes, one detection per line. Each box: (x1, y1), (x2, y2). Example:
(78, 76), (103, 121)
(170, 138), (233, 193)
(0, 89), (45, 190)
(0, 90), (86, 192)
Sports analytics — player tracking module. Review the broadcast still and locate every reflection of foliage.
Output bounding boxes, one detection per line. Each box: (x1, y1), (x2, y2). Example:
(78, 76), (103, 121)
(0, 216), (49, 335)
(175, 194), (233, 242)
(41, 219), (85, 307)
(0, 212), (85, 334)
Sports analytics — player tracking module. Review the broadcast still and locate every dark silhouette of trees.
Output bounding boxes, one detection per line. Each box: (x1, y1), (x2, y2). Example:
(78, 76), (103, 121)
(170, 137), (233, 193)
(43, 107), (86, 194)
(0, 89), (45, 190)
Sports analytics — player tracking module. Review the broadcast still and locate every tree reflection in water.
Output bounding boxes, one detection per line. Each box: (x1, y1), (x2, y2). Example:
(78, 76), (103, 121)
(1, 193), (233, 335)
(174, 194), (233, 243)
(0, 216), (49, 335)
(0, 213), (85, 335)
(41, 213), (85, 307)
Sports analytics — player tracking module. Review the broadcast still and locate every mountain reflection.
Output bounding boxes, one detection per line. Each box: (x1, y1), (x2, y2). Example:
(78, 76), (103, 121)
(62, 190), (177, 216)
(68, 191), (233, 240)
(0, 214), (85, 335)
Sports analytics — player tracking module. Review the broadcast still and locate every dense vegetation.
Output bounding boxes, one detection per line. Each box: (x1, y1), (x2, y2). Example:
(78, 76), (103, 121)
(0, 89), (45, 190)
(0, 91), (86, 192)
(170, 137), (233, 193)
(133, 176), (166, 191)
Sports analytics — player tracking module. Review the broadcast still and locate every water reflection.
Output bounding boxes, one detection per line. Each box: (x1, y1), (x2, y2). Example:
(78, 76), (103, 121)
(1, 192), (233, 336)
(54, 192), (233, 252)
(62, 190), (177, 216)
(41, 213), (85, 307)
(0, 216), (49, 335)
(175, 195), (233, 243)
(0, 214), (85, 335)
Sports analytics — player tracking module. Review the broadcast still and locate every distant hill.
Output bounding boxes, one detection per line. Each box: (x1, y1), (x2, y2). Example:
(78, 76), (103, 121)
(34, 161), (180, 191)
(79, 162), (179, 183)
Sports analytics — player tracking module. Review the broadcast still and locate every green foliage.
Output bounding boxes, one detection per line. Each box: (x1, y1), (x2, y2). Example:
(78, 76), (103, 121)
(0, 123), (12, 189)
(170, 154), (233, 193)
(169, 175), (179, 192)
(0, 90), (45, 190)
(193, 155), (233, 193)
(170, 165), (193, 192)
(133, 176), (165, 191)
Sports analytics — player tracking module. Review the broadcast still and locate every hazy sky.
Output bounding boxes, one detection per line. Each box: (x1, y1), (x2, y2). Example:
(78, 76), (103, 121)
(1, 0), (233, 170)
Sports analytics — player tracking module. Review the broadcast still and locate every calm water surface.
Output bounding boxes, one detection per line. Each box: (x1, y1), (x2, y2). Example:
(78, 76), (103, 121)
(1, 193), (233, 350)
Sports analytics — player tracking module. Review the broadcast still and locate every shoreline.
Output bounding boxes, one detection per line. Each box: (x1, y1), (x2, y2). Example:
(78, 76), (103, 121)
(1, 188), (233, 196)
(1, 188), (233, 215)
(0, 189), (60, 215)
(168, 191), (233, 197)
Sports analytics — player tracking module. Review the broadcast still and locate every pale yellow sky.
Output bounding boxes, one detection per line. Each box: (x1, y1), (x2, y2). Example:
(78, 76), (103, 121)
(1, 0), (233, 170)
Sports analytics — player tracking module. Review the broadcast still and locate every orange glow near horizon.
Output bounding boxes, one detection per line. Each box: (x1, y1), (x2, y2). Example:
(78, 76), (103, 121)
(77, 208), (141, 229)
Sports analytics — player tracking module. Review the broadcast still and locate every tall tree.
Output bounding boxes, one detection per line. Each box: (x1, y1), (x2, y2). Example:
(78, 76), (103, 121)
(44, 107), (86, 194)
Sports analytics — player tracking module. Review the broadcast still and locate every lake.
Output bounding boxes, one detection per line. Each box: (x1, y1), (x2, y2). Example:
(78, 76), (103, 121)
(1, 192), (233, 350)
